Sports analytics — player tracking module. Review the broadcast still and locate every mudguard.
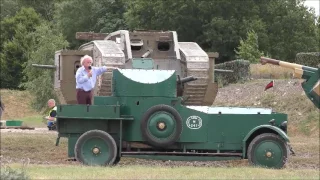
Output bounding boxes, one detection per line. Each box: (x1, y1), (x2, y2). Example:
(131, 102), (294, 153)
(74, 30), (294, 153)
(242, 125), (289, 158)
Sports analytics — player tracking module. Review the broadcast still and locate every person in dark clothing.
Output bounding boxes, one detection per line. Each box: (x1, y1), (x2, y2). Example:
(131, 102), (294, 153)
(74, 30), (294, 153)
(0, 98), (4, 120)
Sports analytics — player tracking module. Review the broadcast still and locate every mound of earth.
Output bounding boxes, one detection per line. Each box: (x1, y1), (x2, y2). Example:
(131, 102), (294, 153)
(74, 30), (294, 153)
(213, 78), (305, 107)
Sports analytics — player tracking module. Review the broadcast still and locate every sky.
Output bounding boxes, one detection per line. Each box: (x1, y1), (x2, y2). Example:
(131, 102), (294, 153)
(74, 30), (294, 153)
(304, 0), (320, 16)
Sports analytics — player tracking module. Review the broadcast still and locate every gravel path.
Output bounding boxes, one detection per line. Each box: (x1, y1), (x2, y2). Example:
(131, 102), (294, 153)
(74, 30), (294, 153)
(0, 128), (56, 134)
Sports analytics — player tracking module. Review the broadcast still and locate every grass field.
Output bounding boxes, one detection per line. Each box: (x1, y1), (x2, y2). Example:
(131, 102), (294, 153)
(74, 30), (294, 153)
(250, 63), (294, 79)
(1, 89), (46, 127)
(4, 163), (319, 179)
(1, 89), (39, 120)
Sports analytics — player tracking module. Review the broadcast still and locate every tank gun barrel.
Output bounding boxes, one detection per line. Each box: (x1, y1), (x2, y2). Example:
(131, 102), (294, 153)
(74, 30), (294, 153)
(32, 64), (56, 69)
(260, 56), (319, 109)
(214, 69), (233, 73)
(177, 76), (198, 84)
(75, 32), (108, 40)
(260, 57), (317, 75)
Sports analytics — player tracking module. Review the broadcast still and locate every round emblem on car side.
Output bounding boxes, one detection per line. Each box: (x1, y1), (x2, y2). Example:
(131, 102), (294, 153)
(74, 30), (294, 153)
(186, 116), (202, 129)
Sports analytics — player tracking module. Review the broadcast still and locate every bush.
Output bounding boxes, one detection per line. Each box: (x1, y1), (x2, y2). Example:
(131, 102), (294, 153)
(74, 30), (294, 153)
(215, 59), (251, 86)
(295, 52), (320, 68)
(234, 30), (264, 63)
(0, 165), (30, 180)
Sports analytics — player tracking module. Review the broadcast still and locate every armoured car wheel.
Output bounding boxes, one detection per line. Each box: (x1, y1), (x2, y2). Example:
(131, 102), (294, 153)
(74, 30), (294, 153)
(74, 130), (117, 166)
(141, 104), (183, 148)
(247, 133), (289, 169)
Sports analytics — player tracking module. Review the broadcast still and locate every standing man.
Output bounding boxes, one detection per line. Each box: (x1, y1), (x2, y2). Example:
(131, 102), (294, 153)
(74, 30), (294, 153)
(75, 55), (117, 105)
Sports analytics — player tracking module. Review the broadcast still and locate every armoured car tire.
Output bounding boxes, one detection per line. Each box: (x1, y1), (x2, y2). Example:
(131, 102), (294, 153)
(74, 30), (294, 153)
(74, 130), (117, 166)
(111, 149), (121, 166)
(247, 133), (289, 169)
(112, 156), (121, 165)
(140, 104), (183, 148)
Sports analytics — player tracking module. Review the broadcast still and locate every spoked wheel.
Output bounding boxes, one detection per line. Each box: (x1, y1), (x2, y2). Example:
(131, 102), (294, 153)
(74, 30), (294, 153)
(140, 104), (183, 148)
(247, 133), (289, 169)
(74, 130), (117, 166)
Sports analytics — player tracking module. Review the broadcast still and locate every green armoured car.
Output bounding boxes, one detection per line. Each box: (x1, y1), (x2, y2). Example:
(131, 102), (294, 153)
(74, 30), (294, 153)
(55, 68), (293, 169)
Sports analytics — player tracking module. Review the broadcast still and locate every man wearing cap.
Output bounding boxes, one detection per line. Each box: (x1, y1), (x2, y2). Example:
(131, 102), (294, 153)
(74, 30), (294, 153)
(75, 55), (117, 105)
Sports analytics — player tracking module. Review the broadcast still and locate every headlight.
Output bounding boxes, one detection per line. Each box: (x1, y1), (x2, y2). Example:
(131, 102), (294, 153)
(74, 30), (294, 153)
(280, 121), (287, 133)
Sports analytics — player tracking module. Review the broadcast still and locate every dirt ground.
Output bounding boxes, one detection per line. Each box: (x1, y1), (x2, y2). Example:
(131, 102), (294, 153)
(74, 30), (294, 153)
(213, 78), (305, 106)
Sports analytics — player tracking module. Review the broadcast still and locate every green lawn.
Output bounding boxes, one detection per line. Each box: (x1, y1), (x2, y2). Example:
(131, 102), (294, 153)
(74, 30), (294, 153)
(4, 163), (319, 180)
(20, 115), (46, 127)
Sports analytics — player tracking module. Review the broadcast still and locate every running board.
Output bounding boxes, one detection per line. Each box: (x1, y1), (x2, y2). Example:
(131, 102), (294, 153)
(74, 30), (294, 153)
(121, 151), (242, 156)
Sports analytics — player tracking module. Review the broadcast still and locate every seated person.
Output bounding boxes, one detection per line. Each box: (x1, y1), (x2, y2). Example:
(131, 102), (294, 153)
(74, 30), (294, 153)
(44, 99), (57, 130)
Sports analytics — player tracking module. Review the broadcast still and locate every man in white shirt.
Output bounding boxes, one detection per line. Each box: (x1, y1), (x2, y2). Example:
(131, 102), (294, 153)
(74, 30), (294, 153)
(75, 55), (117, 105)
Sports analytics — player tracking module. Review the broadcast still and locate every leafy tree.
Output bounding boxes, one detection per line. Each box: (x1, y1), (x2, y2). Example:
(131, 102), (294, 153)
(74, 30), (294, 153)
(0, 8), (42, 89)
(124, 0), (203, 42)
(256, 0), (318, 61)
(317, 16), (320, 51)
(0, 0), (21, 19)
(22, 21), (69, 110)
(17, 0), (64, 21)
(235, 30), (264, 63)
(54, 0), (127, 48)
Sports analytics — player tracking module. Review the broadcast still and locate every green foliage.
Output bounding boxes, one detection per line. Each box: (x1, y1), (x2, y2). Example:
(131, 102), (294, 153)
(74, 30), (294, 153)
(124, 0), (203, 42)
(235, 30), (264, 63)
(0, 164), (30, 180)
(295, 52), (320, 68)
(22, 21), (68, 111)
(0, 7), (42, 89)
(54, 0), (127, 48)
(215, 60), (251, 86)
(317, 17), (320, 51)
(17, 0), (62, 21)
(258, 0), (318, 62)
(0, 0), (21, 19)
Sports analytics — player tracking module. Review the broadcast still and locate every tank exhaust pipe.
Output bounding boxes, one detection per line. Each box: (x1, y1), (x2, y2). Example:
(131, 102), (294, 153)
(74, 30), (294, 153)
(32, 64), (56, 69)
(141, 50), (153, 58)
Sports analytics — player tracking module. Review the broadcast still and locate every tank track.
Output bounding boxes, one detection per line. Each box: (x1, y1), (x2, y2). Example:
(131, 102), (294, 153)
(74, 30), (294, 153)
(97, 68), (121, 96)
(89, 40), (126, 97)
(179, 42), (211, 106)
(182, 69), (209, 105)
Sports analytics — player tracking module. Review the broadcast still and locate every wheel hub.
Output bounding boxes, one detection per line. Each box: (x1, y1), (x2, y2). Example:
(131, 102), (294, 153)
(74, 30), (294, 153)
(158, 122), (166, 130)
(266, 151), (272, 158)
(92, 147), (100, 154)
(148, 112), (175, 139)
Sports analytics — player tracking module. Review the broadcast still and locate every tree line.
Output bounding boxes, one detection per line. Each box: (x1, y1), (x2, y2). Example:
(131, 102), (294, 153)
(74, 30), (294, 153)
(0, 0), (319, 109)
